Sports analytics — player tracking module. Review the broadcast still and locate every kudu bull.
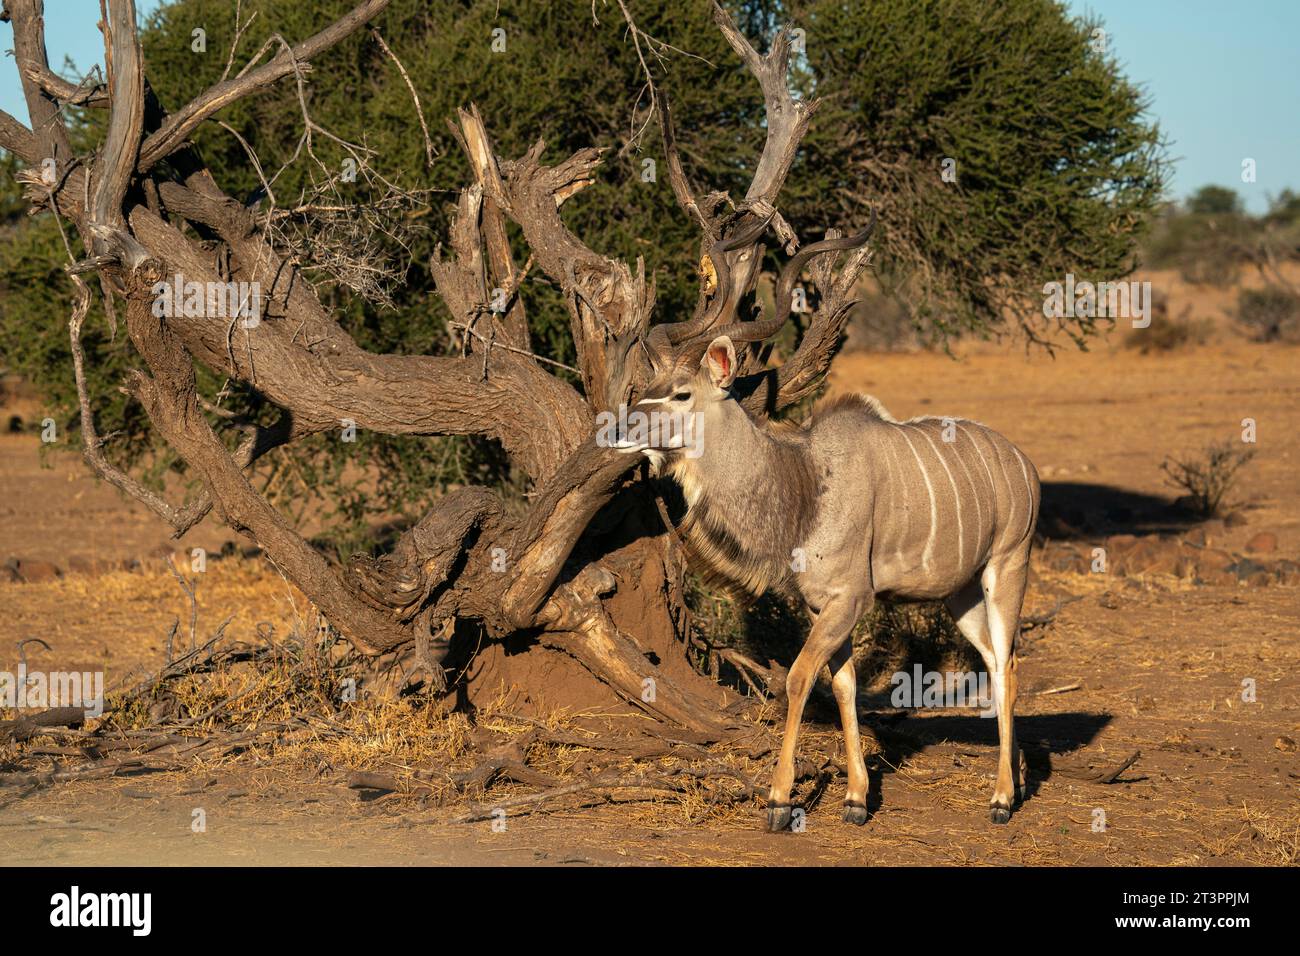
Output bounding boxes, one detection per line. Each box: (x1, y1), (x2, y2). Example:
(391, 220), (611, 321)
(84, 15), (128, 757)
(618, 215), (1040, 829)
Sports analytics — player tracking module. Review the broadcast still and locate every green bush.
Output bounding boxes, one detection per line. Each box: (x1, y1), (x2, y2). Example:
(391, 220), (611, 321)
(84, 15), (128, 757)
(1143, 187), (1300, 288)
(1186, 185), (1243, 216)
(791, 0), (1168, 341)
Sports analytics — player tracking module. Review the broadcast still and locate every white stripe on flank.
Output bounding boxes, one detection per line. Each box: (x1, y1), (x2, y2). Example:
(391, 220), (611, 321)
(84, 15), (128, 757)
(898, 427), (937, 573)
(951, 426), (983, 566)
(916, 425), (963, 573)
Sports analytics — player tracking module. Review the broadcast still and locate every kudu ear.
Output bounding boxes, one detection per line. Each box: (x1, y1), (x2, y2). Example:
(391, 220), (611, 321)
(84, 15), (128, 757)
(702, 336), (738, 389)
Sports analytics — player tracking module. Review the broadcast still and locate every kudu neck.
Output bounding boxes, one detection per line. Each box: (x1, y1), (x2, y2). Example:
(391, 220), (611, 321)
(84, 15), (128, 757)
(667, 397), (816, 595)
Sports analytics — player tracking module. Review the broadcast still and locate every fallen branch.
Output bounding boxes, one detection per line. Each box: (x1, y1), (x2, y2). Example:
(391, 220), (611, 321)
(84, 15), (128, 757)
(447, 766), (750, 824)
(1020, 595), (1084, 632)
(346, 770), (436, 798)
(0, 726), (285, 791)
(1052, 749), (1142, 784)
(0, 707), (87, 742)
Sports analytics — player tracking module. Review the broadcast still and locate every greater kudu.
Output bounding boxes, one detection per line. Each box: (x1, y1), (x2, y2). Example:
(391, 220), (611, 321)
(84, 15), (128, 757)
(621, 217), (1041, 829)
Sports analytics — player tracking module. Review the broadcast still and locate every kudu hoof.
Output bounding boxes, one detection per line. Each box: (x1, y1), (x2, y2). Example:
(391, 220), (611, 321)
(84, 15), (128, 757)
(842, 800), (869, 826)
(766, 802), (794, 832)
(989, 803), (1012, 825)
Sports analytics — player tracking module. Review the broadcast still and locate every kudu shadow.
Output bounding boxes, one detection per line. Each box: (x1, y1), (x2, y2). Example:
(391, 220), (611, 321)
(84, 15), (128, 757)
(790, 683), (1115, 817)
(864, 708), (1112, 777)
(788, 709), (1114, 821)
(1037, 480), (1201, 540)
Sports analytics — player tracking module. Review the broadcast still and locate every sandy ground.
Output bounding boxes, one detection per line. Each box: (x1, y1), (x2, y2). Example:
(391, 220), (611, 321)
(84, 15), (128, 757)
(1, 318), (1297, 866)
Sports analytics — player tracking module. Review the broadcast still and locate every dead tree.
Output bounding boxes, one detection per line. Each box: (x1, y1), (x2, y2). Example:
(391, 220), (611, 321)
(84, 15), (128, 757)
(0, 0), (873, 736)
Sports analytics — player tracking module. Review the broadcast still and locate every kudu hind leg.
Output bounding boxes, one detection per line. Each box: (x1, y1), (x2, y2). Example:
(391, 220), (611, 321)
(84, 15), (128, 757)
(945, 574), (1019, 824)
(829, 641), (870, 825)
(767, 596), (867, 832)
(982, 558), (1028, 820)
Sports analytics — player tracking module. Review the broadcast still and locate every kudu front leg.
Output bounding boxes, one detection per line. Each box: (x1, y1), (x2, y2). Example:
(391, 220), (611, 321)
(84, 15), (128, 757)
(767, 596), (868, 832)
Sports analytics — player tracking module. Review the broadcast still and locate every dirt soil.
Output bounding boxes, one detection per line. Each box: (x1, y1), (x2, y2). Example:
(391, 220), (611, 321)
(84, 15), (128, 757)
(1, 302), (1297, 866)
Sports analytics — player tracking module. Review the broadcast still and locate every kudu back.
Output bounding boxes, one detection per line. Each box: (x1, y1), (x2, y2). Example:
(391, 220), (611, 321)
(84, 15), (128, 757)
(621, 220), (1040, 829)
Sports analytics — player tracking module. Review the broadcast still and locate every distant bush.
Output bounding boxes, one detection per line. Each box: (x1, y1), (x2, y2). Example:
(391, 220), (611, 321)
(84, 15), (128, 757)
(1236, 285), (1300, 343)
(843, 289), (923, 352)
(1186, 185), (1243, 216)
(1125, 313), (1212, 353)
(1161, 442), (1256, 518)
(1143, 187), (1300, 290)
(1144, 205), (1247, 287)
(1123, 294), (1212, 353)
(1177, 247), (1244, 288)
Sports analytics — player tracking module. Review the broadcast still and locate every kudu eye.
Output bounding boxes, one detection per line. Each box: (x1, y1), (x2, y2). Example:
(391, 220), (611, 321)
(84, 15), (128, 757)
(672, 391), (692, 402)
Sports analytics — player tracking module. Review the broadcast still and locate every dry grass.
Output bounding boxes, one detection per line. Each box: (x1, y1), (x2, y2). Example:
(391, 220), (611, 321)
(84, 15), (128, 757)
(4, 557), (1297, 865)
(2, 566), (981, 834)
(1, 558), (301, 681)
(3, 567), (775, 824)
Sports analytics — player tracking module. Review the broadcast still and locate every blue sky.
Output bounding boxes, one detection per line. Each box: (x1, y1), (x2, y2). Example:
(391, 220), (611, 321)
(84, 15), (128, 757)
(1066, 0), (1298, 212)
(2, 1), (1296, 212)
